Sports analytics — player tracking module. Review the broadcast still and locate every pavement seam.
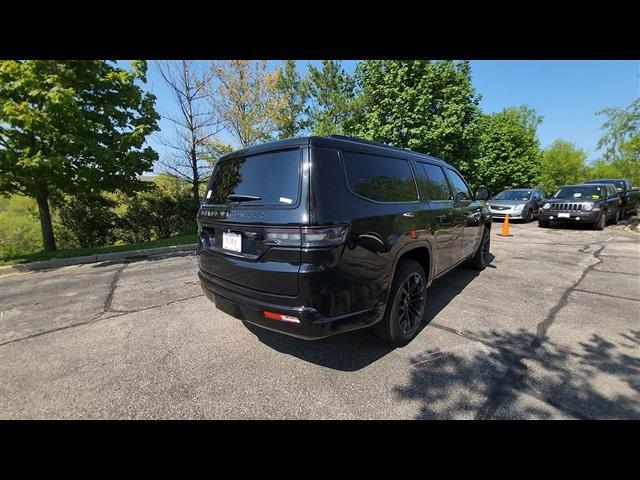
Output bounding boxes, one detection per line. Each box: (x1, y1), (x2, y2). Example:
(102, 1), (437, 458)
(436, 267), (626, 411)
(572, 288), (640, 302)
(591, 269), (640, 277)
(473, 244), (605, 420)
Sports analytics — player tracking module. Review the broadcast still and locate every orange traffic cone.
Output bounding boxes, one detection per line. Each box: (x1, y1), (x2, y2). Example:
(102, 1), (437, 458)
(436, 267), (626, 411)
(498, 214), (513, 237)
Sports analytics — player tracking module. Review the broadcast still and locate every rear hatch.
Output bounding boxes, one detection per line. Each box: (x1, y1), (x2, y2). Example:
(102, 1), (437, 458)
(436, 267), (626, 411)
(197, 147), (308, 296)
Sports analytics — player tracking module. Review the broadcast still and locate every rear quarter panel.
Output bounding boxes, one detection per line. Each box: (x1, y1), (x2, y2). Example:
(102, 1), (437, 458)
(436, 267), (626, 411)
(308, 147), (436, 315)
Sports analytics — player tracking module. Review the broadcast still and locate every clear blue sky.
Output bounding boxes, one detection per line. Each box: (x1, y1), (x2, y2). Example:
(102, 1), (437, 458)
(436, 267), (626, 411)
(136, 60), (639, 167)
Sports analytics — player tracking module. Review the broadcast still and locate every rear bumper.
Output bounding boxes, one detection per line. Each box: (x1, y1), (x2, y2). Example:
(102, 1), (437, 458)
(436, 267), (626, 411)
(538, 210), (598, 223)
(198, 270), (382, 340)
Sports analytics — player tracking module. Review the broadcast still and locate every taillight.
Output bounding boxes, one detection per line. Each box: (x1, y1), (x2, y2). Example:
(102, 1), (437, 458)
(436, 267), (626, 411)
(302, 226), (347, 247)
(264, 226), (347, 248)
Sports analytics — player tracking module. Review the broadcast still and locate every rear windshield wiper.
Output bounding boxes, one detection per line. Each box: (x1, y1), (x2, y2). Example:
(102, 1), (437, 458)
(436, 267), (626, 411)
(227, 194), (262, 203)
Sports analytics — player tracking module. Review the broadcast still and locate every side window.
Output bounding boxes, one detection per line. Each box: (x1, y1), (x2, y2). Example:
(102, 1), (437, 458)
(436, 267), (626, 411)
(419, 163), (452, 201)
(342, 151), (417, 202)
(446, 169), (472, 201)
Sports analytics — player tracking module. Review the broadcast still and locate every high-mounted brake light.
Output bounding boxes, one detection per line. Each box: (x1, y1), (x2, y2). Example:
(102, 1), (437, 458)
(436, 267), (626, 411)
(263, 311), (300, 323)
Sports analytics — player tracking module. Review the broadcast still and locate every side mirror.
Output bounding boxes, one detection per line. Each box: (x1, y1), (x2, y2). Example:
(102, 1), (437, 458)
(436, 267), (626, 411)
(475, 187), (490, 201)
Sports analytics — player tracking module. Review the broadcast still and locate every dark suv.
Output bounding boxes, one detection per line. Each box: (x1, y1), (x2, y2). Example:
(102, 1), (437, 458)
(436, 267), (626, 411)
(197, 136), (492, 345)
(538, 183), (621, 229)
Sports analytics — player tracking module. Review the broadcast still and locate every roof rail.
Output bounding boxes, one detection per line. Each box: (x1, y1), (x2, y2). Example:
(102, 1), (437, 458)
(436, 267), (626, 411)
(326, 135), (432, 156)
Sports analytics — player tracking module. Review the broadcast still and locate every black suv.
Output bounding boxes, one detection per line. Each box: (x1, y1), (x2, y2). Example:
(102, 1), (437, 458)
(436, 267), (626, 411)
(197, 136), (492, 345)
(538, 183), (621, 230)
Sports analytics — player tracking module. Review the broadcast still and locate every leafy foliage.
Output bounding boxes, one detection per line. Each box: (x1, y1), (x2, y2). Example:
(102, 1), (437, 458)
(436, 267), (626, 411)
(117, 175), (196, 243)
(473, 106), (543, 192)
(56, 194), (118, 248)
(305, 61), (356, 136)
(352, 60), (482, 174)
(0, 60), (160, 250)
(211, 61), (278, 148)
(272, 61), (309, 139)
(538, 140), (589, 196)
(593, 98), (639, 184)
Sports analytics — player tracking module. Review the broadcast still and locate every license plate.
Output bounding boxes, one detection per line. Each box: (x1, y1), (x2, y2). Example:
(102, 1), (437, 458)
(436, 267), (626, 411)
(222, 232), (242, 252)
(558, 212), (570, 218)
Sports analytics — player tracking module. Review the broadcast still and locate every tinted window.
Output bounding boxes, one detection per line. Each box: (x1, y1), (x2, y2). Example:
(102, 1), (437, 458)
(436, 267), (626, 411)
(554, 185), (605, 200)
(418, 163), (452, 201)
(206, 149), (300, 206)
(446, 169), (472, 200)
(343, 151), (417, 202)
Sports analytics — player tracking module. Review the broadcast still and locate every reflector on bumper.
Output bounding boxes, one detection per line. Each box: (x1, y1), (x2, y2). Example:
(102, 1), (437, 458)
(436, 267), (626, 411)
(263, 311), (300, 323)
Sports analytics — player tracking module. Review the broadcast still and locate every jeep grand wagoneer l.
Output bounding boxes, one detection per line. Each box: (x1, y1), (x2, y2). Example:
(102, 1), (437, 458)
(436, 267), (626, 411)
(197, 136), (492, 345)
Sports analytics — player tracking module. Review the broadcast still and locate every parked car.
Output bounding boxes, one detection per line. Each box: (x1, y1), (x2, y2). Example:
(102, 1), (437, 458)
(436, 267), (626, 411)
(196, 135), (492, 346)
(584, 179), (639, 218)
(488, 188), (546, 222)
(538, 183), (621, 230)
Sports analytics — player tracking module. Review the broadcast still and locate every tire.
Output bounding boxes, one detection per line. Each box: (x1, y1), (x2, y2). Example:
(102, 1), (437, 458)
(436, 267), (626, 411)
(594, 212), (606, 230)
(525, 209), (533, 223)
(373, 259), (427, 346)
(538, 220), (550, 228)
(611, 209), (619, 225)
(467, 224), (491, 270)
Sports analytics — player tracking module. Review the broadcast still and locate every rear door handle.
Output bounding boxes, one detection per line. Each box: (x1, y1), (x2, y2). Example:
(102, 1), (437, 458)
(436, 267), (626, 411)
(435, 215), (447, 223)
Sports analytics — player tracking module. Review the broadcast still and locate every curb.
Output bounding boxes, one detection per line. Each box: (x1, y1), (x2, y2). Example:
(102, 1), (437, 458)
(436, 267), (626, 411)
(0, 243), (198, 275)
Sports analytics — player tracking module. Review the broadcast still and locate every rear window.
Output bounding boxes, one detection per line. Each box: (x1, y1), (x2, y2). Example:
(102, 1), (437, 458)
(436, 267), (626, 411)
(205, 149), (301, 206)
(343, 151), (417, 202)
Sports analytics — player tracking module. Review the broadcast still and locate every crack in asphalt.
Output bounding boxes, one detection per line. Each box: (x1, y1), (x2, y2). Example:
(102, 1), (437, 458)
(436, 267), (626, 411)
(592, 269), (640, 277)
(572, 288), (640, 302)
(0, 260), (203, 348)
(473, 244), (605, 420)
(102, 294), (205, 320)
(102, 262), (128, 313)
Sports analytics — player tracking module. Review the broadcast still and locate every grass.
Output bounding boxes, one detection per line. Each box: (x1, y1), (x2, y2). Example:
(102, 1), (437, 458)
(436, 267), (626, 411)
(0, 232), (198, 266)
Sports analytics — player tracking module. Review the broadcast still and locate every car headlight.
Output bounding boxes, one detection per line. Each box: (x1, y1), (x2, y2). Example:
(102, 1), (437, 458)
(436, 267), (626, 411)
(543, 203), (551, 209)
(583, 202), (594, 212)
(513, 204), (524, 213)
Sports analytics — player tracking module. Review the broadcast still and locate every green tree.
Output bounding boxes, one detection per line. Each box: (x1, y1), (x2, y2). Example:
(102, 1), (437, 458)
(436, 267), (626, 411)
(474, 106), (543, 193)
(0, 60), (159, 251)
(210, 60), (278, 148)
(538, 139), (589, 196)
(352, 60), (482, 173)
(273, 60), (309, 139)
(594, 98), (640, 184)
(305, 60), (356, 136)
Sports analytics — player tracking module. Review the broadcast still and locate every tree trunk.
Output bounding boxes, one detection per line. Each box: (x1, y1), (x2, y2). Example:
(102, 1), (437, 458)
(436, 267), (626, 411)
(34, 189), (57, 251)
(191, 147), (201, 212)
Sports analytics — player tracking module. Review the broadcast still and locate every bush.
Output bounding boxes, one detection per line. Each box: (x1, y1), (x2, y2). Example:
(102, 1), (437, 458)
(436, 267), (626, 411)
(117, 177), (197, 243)
(57, 195), (118, 248)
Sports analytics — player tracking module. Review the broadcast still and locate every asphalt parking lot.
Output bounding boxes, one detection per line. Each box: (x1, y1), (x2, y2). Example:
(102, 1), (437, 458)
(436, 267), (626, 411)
(1, 218), (639, 419)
